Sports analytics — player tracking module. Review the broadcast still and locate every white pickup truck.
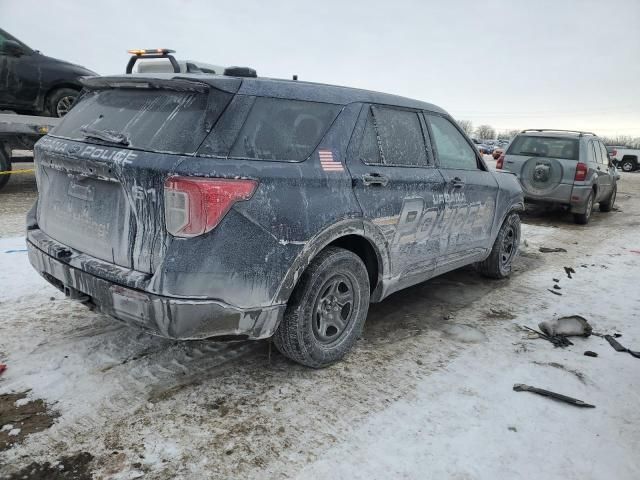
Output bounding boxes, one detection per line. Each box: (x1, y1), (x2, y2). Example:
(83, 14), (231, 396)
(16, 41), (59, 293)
(607, 146), (640, 172)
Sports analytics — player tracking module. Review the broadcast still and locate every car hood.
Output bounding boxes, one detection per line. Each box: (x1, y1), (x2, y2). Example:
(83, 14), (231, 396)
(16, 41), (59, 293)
(39, 53), (98, 75)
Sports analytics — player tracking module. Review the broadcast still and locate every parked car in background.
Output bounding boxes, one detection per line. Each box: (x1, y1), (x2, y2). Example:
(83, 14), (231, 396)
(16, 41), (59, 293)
(0, 28), (97, 117)
(27, 70), (524, 367)
(498, 129), (617, 224)
(608, 146), (640, 172)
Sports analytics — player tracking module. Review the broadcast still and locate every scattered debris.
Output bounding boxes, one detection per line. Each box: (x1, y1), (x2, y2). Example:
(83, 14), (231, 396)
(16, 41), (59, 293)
(552, 278), (560, 283)
(0, 363), (6, 375)
(533, 361), (586, 384)
(487, 308), (517, 320)
(513, 384), (595, 408)
(553, 285), (561, 290)
(564, 266), (576, 278)
(604, 335), (640, 359)
(547, 289), (562, 296)
(539, 315), (592, 338)
(508, 426), (518, 432)
(539, 247), (567, 253)
(522, 325), (573, 348)
(584, 351), (598, 357)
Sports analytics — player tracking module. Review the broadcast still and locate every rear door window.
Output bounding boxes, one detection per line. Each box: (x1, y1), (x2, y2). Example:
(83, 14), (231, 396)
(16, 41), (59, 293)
(427, 115), (479, 170)
(370, 106), (429, 167)
(229, 97), (340, 161)
(507, 136), (579, 160)
(52, 87), (231, 154)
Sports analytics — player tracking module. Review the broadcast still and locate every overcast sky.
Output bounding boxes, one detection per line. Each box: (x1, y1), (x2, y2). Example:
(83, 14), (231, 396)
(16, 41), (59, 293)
(3, 0), (639, 136)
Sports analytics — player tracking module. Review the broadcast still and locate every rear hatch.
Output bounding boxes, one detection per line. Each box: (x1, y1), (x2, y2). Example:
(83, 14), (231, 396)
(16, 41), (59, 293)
(502, 135), (579, 198)
(34, 76), (238, 274)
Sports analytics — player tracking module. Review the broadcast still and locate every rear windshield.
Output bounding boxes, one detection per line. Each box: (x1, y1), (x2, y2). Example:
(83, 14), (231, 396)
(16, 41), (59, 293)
(52, 88), (232, 154)
(507, 135), (579, 160)
(229, 97), (341, 161)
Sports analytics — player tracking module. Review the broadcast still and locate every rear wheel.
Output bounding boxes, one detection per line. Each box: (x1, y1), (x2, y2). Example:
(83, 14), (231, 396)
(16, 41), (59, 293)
(477, 212), (521, 279)
(600, 184), (617, 212)
(0, 148), (11, 190)
(46, 88), (80, 117)
(273, 247), (370, 368)
(620, 158), (636, 172)
(573, 191), (594, 224)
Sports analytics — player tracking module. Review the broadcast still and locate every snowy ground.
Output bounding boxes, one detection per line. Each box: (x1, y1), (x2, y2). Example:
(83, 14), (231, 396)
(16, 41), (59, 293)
(0, 170), (639, 479)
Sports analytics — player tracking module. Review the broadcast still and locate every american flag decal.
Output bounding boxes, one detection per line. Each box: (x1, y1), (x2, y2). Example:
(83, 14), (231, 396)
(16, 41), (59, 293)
(319, 149), (344, 172)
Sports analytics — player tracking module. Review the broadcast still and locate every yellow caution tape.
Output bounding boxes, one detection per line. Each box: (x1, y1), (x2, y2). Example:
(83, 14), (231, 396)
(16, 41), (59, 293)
(0, 169), (35, 176)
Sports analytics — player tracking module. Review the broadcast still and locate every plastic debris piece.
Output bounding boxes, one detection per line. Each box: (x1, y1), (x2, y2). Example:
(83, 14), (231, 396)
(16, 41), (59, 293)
(547, 289), (562, 296)
(513, 384), (595, 408)
(0, 364), (6, 375)
(584, 351), (598, 357)
(564, 266), (576, 278)
(539, 315), (592, 338)
(539, 247), (567, 253)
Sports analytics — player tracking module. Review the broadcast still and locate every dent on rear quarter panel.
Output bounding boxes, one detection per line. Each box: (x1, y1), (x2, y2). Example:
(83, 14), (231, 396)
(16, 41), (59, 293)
(149, 103), (364, 309)
(491, 171), (524, 237)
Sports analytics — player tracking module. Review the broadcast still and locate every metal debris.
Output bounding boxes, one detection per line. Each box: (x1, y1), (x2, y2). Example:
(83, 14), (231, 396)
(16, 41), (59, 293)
(539, 247), (567, 253)
(604, 335), (640, 359)
(513, 383), (595, 408)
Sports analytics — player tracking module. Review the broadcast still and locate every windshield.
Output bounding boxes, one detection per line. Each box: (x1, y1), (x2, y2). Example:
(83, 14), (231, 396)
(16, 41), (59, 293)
(51, 87), (232, 154)
(507, 135), (579, 160)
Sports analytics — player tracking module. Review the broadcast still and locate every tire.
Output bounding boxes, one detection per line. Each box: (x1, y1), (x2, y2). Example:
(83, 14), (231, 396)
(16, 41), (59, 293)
(0, 148), (11, 191)
(573, 191), (594, 225)
(46, 88), (80, 117)
(620, 158), (636, 172)
(477, 212), (521, 279)
(273, 247), (370, 368)
(600, 184), (617, 212)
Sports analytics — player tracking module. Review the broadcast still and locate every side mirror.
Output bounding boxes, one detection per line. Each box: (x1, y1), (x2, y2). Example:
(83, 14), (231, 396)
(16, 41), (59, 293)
(2, 40), (26, 56)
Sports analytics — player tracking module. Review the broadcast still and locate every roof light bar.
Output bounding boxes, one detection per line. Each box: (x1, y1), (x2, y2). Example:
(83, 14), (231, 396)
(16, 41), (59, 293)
(127, 48), (176, 56)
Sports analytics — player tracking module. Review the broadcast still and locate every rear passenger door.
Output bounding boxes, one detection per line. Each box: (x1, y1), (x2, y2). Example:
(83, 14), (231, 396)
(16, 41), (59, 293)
(425, 114), (499, 265)
(347, 104), (447, 278)
(589, 140), (610, 201)
(596, 141), (613, 199)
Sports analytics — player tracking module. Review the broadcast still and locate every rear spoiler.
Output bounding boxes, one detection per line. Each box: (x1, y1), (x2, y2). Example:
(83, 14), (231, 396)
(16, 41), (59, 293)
(81, 76), (210, 93)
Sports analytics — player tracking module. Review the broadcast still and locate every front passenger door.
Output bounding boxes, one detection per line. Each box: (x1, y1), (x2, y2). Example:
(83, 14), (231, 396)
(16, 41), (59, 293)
(425, 114), (499, 265)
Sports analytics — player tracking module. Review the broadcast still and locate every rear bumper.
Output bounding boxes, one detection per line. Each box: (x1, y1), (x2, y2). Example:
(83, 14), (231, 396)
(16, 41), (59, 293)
(27, 229), (284, 340)
(522, 183), (592, 213)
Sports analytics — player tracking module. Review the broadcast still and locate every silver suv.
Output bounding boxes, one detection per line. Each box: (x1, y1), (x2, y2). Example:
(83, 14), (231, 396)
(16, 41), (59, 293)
(497, 129), (618, 224)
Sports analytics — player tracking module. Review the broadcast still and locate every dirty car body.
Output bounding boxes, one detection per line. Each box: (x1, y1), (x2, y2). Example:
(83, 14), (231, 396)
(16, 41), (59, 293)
(27, 72), (523, 366)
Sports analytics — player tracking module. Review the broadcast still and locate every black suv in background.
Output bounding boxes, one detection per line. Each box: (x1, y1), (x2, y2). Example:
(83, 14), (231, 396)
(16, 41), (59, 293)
(0, 29), (96, 117)
(27, 73), (524, 367)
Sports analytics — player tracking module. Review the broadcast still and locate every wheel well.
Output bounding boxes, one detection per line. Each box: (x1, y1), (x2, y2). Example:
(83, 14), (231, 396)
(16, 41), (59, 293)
(327, 235), (380, 294)
(621, 155), (637, 164)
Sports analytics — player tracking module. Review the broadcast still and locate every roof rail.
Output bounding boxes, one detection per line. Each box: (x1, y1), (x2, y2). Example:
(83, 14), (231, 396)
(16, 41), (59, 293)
(520, 129), (597, 137)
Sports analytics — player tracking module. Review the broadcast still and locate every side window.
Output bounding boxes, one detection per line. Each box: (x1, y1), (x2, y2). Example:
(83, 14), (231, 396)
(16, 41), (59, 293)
(371, 106), (429, 167)
(427, 115), (479, 170)
(358, 109), (382, 165)
(229, 97), (340, 161)
(598, 142), (610, 165)
(590, 141), (601, 165)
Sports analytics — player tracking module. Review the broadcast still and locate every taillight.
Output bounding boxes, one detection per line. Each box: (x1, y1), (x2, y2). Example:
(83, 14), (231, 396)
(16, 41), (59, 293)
(611, 149), (617, 157)
(496, 153), (505, 169)
(164, 177), (258, 237)
(574, 162), (588, 182)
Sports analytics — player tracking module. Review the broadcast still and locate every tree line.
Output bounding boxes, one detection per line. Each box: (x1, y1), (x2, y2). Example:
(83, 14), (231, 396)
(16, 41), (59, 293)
(456, 120), (640, 147)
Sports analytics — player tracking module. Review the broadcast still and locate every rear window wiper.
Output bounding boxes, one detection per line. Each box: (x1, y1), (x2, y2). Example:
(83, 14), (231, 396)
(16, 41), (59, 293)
(81, 126), (130, 146)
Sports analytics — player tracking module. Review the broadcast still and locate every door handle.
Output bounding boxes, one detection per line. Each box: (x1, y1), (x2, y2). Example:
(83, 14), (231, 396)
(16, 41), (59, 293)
(450, 177), (465, 188)
(362, 173), (389, 186)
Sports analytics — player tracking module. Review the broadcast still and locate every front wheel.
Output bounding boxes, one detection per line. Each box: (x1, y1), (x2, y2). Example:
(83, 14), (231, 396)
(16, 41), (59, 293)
(46, 88), (80, 117)
(273, 247), (370, 368)
(573, 192), (594, 225)
(477, 212), (521, 279)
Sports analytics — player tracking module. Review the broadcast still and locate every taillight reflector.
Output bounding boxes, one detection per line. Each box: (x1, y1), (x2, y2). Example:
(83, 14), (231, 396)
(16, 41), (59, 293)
(574, 162), (588, 182)
(496, 153), (505, 169)
(164, 177), (257, 238)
